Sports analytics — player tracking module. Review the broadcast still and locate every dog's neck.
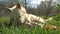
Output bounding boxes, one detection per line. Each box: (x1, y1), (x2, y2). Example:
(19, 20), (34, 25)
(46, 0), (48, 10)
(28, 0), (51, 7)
(17, 2), (28, 16)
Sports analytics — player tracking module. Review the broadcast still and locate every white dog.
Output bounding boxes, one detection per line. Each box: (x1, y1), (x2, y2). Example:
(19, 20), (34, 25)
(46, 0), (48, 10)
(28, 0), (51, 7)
(6, 2), (53, 27)
(17, 3), (53, 26)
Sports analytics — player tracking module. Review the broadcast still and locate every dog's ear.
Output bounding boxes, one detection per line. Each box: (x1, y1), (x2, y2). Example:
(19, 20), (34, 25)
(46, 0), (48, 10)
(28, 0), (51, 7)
(17, 2), (21, 9)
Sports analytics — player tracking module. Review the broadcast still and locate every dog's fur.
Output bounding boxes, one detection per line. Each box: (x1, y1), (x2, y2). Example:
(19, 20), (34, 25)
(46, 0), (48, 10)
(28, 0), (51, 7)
(17, 3), (53, 26)
(6, 2), (53, 27)
(17, 3), (46, 26)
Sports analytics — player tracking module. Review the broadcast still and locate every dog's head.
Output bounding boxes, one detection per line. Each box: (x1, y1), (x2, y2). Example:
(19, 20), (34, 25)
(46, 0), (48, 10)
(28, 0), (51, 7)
(17, 2), (21, 9)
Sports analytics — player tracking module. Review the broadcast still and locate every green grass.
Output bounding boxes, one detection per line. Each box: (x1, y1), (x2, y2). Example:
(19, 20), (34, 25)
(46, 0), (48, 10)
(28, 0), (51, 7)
(0, 16), (10, 24)
(0, 25), (60, 34)
(0, 14), (60, 34)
